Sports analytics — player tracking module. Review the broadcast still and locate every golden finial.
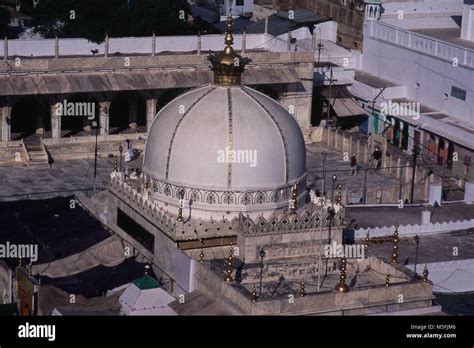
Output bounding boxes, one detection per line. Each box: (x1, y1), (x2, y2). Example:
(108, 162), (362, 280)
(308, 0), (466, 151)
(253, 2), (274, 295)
(391, 223), (399, 265)
(290, 183), (298, 215)
(335, 257), (349, 293)
(224, 244), (234, 282)
(207, 8), (250, 86)
(224, 11), (234, 51)
(199, 240), (205, 263)
(365, 231), (370, 248)
(177, 190), (184, 222)
(336, 184), (342, 205)
(251, 286), (257, 302)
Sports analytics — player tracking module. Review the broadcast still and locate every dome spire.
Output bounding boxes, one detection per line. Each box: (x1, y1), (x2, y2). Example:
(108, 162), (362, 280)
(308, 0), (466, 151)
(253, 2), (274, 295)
(224, 11), (234, 50)
(207, 11), (251, 86)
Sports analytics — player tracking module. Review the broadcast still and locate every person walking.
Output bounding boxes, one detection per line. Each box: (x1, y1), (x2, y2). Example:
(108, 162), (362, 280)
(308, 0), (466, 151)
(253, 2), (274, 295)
(350, 154), (357, 176)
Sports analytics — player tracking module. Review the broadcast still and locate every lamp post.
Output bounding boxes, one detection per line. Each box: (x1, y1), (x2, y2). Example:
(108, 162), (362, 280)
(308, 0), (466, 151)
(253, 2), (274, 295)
(413, 234), (420, 280)
(410, 146), (418, 204)
(92, 120), (99, 194)
(118, 144), (123, 172)
(327, 205), (335, 247)
(259, 248), (265, 298)
(331, 174), (337, 203)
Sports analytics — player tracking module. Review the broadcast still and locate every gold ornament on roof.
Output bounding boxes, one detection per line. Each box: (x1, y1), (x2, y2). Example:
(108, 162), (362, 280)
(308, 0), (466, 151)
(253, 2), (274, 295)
(207, 11), (251, 86)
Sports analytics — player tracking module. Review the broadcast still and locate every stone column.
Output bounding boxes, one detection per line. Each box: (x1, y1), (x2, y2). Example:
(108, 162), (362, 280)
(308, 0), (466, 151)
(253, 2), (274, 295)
(99, 100), (111, 135)
(104, 33), (109, 58)
(399, 122), (404, 150)
(0, 103), (12, 142)
(242, 31), (246, 54)
(146, 97), (157, 131)
(396, 157), (402, 179)
(54, 36), (59, 59)
(197, 33), (201, 55)
(287, 31), (292, 51)
(434, 136), (440, 163)
(4, 36), (8, 61)
(129, 94), (138, 129)
(51, 102), (61, 139)
(465, 181), (474, 203)
(264, 17), (269, 34)
(36, 113), (46, 135)
(151, 32), (156, 56)
(356, 140), (360, 161)
(405, 161), (411, 184)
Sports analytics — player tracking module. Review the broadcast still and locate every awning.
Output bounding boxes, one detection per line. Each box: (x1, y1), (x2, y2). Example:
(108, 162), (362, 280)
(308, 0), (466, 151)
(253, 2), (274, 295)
(0, 66), (300, 96)
(321, 85), (354, 99)
(331, 98), (368, 118)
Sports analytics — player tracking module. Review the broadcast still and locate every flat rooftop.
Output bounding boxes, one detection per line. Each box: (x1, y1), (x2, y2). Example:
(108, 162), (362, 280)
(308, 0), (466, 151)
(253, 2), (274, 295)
(412, 28), (474, 50)
(355, 70), (399, 89)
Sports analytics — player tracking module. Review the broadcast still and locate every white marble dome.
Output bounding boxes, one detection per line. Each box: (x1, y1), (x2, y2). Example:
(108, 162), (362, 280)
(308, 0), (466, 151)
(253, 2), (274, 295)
(142, 84), (307, 219)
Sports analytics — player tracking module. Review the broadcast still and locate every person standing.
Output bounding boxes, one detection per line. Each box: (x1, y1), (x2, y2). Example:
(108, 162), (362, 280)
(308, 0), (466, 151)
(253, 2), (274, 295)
(350, 154), (357, 176)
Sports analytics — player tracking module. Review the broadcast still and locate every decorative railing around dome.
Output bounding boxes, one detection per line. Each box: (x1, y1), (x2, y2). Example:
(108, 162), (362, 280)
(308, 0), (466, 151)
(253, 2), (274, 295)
(238, 207), (344, 235)
(109, 174), (344, 239)
(108, 174), (238, 241)
(141, 174), (298, 207)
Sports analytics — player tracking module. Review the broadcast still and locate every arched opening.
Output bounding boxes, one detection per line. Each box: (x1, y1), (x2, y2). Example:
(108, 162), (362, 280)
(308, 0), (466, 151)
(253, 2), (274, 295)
(11, 96), (51, 141)
(60, 95), (100, 137)
(401, 122), (409, 150)
(447, 142), (455, 168)
(253, 85), (281, 101)
(109, 92), (147, 134)
(438, 137), (445, 165)
(393, 119), (401, 146)
(157, 89), (189, 112)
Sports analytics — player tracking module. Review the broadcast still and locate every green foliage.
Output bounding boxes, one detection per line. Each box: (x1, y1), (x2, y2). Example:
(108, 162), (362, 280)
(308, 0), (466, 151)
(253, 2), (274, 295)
(0, 6), (10, 37)
(28, 0), (196, 43)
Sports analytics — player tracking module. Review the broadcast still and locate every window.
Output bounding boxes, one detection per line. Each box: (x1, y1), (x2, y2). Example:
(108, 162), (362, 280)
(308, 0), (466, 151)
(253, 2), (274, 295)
(236, 0), (244, 6)
(450, 86), (466, 101)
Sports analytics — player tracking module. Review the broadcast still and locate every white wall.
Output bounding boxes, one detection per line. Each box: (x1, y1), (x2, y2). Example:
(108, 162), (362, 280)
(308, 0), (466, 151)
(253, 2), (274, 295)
(362, 21), (474, 124)
(0, 33), (280, 58)
(461, 5), (474, 41)
(314, 21), (338, 43)
(381, 0), (464, 18)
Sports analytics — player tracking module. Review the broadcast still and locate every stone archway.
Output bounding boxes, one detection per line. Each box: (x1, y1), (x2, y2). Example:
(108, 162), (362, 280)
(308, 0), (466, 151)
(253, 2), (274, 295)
(109, 91), (147, 134)
(59, 94), (100, 137)
(10, 96), (51, 141)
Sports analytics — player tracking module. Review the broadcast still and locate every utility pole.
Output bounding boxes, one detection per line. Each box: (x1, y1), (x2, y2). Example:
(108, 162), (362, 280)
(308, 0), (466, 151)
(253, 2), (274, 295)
(317, 41), (323, 73)
(93, 120), (99, 195)
(410, 146), (418, 204)
(362, 168), (368, 204)
(322, 152), (327, 195)
(327, 68), (333, 123)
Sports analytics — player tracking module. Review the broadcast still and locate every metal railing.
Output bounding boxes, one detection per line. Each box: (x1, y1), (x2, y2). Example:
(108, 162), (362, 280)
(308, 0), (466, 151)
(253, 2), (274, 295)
(0, 187), (106, 201)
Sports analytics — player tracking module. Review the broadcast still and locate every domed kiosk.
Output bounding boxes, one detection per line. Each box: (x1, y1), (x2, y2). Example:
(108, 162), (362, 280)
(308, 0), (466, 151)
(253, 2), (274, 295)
(142, 15), (307, 220)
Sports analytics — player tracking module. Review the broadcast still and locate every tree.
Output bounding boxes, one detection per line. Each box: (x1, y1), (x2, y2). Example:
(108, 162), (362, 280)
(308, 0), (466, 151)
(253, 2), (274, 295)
(0, 6), (10, 37)
(27, 0), (197, 43)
